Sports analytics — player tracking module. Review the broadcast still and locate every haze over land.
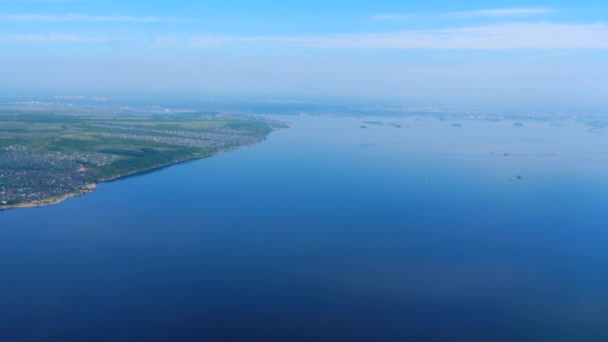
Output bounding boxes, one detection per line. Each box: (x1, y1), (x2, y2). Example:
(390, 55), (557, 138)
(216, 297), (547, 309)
(1, 0), (608, 110)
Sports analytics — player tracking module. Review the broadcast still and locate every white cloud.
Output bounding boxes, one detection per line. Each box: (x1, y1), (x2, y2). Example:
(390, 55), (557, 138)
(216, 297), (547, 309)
(371, 14), (405, 20)
(189, 23), (608, 50)
(153, 35), (180, 48)
(189, 35), (236, 48)
(456, 8), (556, 16)
(0, 33), (121, 42)
(0, 13), (182, 22)
(372, 7), (555, 20)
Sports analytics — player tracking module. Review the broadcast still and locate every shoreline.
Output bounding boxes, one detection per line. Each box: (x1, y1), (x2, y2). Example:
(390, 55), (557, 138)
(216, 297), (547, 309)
(0, 143), (253, 211)
(99, 125), (284, 183)
(100, 144), (241, 183)
(0, 184), (97, 211)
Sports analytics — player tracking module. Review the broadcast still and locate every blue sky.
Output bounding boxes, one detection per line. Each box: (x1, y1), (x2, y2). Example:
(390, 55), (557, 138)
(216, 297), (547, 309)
(1, 0), (607, 109)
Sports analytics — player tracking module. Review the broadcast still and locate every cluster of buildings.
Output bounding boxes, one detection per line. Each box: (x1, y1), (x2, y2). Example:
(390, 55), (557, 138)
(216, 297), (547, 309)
(0, 145), (108, 206)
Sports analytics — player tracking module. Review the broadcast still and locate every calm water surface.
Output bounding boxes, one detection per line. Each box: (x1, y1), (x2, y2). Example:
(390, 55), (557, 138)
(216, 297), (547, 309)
(1, 115), (608, 341)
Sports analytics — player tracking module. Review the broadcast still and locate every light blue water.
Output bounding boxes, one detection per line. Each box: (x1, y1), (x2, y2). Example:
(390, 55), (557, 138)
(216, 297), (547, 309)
(1, 115), (608, 341)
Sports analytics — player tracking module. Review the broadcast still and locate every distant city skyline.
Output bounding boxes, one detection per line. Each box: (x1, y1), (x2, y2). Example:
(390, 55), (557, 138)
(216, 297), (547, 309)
(1, 0), (607, 110)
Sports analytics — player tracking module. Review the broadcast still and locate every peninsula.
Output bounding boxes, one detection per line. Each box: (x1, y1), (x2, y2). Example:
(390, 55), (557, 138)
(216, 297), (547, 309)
(0, 108), (287, 210)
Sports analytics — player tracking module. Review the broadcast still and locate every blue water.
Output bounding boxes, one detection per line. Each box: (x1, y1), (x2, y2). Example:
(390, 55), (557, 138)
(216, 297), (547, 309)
(1, 115), (608, 341)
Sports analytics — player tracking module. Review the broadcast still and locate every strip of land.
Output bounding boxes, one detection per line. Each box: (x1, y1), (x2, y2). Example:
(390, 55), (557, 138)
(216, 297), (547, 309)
(0, 108), (287, 210)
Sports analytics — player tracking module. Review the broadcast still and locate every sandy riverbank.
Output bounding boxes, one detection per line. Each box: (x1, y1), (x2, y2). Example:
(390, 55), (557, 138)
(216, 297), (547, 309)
(0, 184), (97, 211)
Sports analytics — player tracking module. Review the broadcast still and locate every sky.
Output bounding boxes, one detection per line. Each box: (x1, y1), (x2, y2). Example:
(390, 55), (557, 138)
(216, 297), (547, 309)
(1, 0), (607, 109)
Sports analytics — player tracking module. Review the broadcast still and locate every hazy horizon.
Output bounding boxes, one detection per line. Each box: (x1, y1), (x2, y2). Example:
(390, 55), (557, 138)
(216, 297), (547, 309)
(2, 2), (608, 340)
(1, 0), (608, 110)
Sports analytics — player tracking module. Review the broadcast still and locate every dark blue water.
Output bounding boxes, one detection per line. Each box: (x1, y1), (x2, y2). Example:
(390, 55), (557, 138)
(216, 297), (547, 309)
(1, 116), (608, 341)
